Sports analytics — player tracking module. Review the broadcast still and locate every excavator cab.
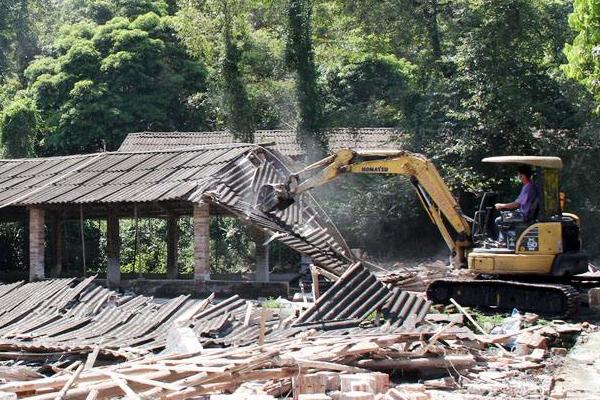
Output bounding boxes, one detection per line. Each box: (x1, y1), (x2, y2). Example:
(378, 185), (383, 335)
(468, 156), (588, 277)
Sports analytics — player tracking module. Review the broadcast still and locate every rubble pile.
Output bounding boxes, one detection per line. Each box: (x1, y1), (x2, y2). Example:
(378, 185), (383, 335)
(0, 263), (593, 399)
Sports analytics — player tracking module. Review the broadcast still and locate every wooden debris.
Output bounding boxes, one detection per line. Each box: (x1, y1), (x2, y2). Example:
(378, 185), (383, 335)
(357, 354), (475, 371)
(0, 279), (586, 400)
(0, 366), (43, 382)
(54, 363), (84, 400)
(450, 298), (509, 354)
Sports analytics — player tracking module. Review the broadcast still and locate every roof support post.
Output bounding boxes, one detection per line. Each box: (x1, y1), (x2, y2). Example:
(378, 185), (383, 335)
(49, 219), (63, 278)
(166, 213), (179, 279)
(106, 214), (120, 288)
(193, 202), (210, 281)
(252, 228), (270, 282)
(29, 206), (45, 281)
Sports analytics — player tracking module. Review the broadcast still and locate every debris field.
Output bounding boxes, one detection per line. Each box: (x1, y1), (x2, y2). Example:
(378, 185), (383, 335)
(0, 262), (592, 399)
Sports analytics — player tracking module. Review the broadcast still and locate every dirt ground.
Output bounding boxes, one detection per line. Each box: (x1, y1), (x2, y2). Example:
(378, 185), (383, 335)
(554, 330), (600, 399)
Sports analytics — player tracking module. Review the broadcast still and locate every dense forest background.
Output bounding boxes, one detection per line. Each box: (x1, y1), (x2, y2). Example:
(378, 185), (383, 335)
(1, 0), (599, 274)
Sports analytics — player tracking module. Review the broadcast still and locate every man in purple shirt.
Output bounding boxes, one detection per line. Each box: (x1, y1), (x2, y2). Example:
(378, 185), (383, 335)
(493, 165), (538, 247)
(495, 165), (538, 220)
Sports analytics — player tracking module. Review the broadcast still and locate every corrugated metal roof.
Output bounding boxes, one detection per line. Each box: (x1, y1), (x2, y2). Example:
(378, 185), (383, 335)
(293, 263), (430, 328)
(118, 128), (404, 156)
(0, 145), (255, 207)
(0, 277), (434, 364)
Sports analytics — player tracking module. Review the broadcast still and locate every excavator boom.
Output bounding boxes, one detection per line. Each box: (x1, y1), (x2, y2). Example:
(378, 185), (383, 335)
(258, 149), (473, 265)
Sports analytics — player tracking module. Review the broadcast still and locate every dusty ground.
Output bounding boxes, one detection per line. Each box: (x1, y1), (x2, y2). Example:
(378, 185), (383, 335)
(554, 330), (600, 399)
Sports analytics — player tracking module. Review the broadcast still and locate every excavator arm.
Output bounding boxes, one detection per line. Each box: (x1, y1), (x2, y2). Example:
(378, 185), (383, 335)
(257, 149), (473, 265)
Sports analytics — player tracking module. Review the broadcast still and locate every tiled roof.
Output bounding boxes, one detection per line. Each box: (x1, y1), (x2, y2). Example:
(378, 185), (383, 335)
(0, 144), (354, 274)
(118, 128), (403, 156)
(0, 144), (255, 206)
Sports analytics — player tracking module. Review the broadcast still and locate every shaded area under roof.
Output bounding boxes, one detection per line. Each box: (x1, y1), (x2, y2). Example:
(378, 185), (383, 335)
(118, 128), (404, 157)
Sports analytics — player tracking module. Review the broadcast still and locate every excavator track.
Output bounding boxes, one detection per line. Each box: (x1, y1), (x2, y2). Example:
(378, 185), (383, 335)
(427, 279), (579, 317)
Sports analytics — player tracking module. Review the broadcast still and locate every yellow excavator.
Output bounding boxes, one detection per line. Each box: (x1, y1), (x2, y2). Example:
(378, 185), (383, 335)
(257, 149), (589, 316)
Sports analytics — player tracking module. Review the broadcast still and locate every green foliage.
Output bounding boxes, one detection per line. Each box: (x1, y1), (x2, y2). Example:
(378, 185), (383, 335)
(176, 0), (256, 140)
(322, 54), (417, 127)
(210, 216), (253, 274)
(286, 0), (325, 158)
(317, 176), (444, 257)
(222, 1), (255, 141)
(62, 220), (106, 276)
(0, 97), (38, 158)
(262, 297), (281, 308)
(468, 309), (507, 333)
(3, 11), (209, 154)
(409, 0), (584, 193)
(0, 222), (27, 274)
(563, 0), (600, 109)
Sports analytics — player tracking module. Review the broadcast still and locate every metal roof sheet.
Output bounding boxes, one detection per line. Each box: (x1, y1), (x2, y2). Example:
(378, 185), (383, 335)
(118, 128), (404, 156)
(482, 155), (563, 169)
(0, 144), (257, 207)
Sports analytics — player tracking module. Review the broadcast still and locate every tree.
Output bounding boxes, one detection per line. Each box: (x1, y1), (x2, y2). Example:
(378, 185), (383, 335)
(286, 0), (325, 158)
(176, 0), (255, 141)
(563, 0), (600, 109)
(0, 97), (37, 158)
(410, 0), (583, 192)
(2, 12), (209, 155)
(0, 0), (42, 83)
(322, 54), (417, 127)
(221, 0), (255, 141)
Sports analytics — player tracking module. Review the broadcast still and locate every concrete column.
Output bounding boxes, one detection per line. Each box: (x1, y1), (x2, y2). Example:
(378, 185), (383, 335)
(29, 207), (45, 281)
(166, 214), (179, 279)
(253, 229), (270, 282)
(106, 215), (121, 288)
(193, 203), (210, 281)
(49, 220), (63, 278)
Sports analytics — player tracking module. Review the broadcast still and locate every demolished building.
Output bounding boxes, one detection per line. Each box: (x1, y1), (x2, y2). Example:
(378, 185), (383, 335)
(0, 143), (354, 295)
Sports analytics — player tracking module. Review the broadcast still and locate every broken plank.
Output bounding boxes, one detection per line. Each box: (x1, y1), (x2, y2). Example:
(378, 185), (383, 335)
(357, 354), (475, 371)
(109, 374), (142, 400)
(54, 363), (84, 400)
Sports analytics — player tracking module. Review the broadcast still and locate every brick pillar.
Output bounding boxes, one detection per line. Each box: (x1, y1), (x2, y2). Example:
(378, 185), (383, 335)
(253, 229), (270, 282)
(49, 220), (63, 278)
(106, 215), (120, 288)
(29, 207), (45, 281)
(166, 214), (179, 279)
(193, 203), (210, 281)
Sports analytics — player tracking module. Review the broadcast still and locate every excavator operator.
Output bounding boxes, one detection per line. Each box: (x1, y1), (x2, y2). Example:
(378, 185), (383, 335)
(493, 165), (538, 245)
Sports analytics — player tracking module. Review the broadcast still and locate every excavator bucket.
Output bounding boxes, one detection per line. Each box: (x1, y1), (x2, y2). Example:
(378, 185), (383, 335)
(257, 184), (295, 213)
